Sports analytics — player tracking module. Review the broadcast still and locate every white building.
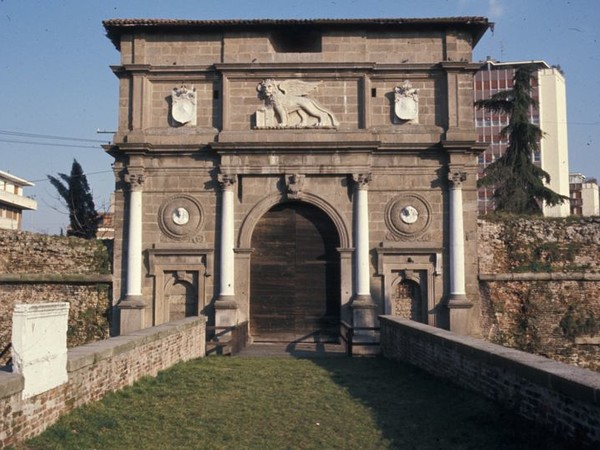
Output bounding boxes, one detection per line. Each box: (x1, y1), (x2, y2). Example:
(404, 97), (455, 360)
(0, 171), (38, 230)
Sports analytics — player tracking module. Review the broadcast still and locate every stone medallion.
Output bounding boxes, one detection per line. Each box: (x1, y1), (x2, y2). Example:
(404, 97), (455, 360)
(385, 193), (432, 240)
(158, 195), (204, 240)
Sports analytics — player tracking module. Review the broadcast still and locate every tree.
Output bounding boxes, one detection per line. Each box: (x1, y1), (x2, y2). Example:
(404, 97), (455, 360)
(48, 159), (100, 239)
(475, 65), (568, 215)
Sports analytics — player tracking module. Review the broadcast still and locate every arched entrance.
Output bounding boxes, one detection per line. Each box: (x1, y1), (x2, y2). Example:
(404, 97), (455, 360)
(250, 202), (341, 342)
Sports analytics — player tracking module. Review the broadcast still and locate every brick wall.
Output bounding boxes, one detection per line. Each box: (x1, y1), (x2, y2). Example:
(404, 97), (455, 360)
(478, 218), (600, 371)
(0, 316), (205, 448)
(0, 230), (112, 365)
(380, 316), (600, 449)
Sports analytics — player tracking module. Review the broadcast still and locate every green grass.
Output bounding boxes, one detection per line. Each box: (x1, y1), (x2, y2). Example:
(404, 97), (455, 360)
(19, 357), (571, 450)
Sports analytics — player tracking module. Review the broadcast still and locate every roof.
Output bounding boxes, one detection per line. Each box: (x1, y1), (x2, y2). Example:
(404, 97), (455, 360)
(0, 170), (34, 187)
(481, 59), (551, 69)
(103, 17), (491, 50)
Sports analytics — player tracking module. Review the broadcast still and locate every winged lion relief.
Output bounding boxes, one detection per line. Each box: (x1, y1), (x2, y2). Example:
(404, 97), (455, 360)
(255, 79), (339, 129)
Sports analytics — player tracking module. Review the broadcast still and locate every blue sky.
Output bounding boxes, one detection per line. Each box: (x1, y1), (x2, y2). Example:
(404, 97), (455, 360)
(1, 0), (599, 234)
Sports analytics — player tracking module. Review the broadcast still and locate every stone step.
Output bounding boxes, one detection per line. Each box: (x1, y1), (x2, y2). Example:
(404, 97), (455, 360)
(236, 342), (348, 358)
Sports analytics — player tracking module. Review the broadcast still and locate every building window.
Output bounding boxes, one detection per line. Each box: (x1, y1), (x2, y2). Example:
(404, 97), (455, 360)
(270, 28), (322, 53)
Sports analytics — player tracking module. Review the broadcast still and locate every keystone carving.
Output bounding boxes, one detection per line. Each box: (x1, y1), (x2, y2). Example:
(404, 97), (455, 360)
(286, 174), (305, 200)
(255, 79), (339, 129)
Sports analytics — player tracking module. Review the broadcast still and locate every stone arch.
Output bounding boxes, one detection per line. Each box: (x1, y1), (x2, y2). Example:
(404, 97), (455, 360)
(238, 191), (350, 249)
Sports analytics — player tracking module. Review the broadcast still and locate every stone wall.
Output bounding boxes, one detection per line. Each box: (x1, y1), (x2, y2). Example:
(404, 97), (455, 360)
(0, 230), (112, 366)
(0, 316), (205, 448)
(380, 316), (600, 449)
(478, 217), (600, 371)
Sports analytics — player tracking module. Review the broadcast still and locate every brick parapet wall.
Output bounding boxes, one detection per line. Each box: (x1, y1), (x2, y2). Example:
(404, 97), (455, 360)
(380, 316), (600, 448)
(0, 317), (205, 448)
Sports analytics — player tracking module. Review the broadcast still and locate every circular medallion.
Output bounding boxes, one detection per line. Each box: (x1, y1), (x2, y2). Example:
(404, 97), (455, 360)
(400, 206), (419, 224)
(385, 193), (431, 239)
(158, 195), (204, 240)
(172, 207), (190, 225)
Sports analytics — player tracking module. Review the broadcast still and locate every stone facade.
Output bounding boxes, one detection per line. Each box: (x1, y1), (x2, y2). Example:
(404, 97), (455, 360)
(103, 18), (490, 339)
(478, 217), (600, 371)
(0, 230), (111, 366)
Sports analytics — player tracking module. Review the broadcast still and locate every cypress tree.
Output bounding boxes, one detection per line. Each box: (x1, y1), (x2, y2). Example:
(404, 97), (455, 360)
(48, 159), (100, 238)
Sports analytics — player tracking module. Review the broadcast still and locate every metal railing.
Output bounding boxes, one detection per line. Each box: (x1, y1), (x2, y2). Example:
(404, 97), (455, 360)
(206, 321), (249, 356)
(340, 321), (380, 356)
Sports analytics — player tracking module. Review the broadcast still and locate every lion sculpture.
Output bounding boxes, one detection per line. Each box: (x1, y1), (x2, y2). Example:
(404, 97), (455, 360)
(256, 79), (339, 128)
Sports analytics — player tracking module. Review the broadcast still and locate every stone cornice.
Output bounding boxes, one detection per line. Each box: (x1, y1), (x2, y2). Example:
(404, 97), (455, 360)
(441, 140), (489, 153)
(111, 62), (462, 76)
(439, 61), (483, 72)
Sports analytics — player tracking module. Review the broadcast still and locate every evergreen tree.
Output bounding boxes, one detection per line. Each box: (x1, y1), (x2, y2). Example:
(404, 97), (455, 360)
(476, 65), (568, 215)
(48, 159), (100, 239)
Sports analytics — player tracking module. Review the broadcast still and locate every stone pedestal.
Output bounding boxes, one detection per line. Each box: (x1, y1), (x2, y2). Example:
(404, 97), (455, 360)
(215, 296), (238, 328)
(119, 302), (146, 335)
(12, 303), (69, 398)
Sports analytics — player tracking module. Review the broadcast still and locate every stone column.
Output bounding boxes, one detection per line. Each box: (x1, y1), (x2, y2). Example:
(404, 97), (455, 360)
(119, 168), (146, 334)
(215, 173), (238, 328)
(351, 174), (377, 343)
(447, 170), (472, 333)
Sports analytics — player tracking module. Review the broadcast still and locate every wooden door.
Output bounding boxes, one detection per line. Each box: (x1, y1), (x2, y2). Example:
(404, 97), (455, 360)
(250, 202), (340, 341)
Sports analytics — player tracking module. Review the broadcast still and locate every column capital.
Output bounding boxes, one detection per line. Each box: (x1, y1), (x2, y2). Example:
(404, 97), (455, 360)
(352, 173), (372, 190)
(124, 167), (145, 191)
(448, 170), (467, 188)
(218, 173), (237, 190)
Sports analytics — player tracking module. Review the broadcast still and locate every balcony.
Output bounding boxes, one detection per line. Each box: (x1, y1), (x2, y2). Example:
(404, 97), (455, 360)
(0, 189), (37, 210)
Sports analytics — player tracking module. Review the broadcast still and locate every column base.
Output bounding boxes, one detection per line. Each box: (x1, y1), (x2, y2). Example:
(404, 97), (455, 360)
(120, 294), (146, 308)
(215, 295), (238, 328)
(447, 294), (473, 335)
(118, 295), (146, 335)
(447, 293), (473, 309)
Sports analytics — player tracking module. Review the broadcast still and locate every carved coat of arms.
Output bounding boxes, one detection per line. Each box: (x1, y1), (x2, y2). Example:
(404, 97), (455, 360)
(394, 81), (419, 123)
(171, 85), (197, 126)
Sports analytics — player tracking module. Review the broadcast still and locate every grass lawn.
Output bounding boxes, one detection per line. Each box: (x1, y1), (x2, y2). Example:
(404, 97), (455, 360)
(19, 356), (570, 449)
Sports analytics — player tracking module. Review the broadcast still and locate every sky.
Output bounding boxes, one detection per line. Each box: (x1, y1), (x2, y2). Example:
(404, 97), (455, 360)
(1, 0), (599, 234)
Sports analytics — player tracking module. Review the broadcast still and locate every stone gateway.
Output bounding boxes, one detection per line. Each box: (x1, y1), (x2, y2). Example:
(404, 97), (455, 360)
(103, 17), (491, 345)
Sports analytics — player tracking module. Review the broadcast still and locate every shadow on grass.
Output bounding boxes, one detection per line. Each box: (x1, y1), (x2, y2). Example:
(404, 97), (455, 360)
(304, 356), (574, 450)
